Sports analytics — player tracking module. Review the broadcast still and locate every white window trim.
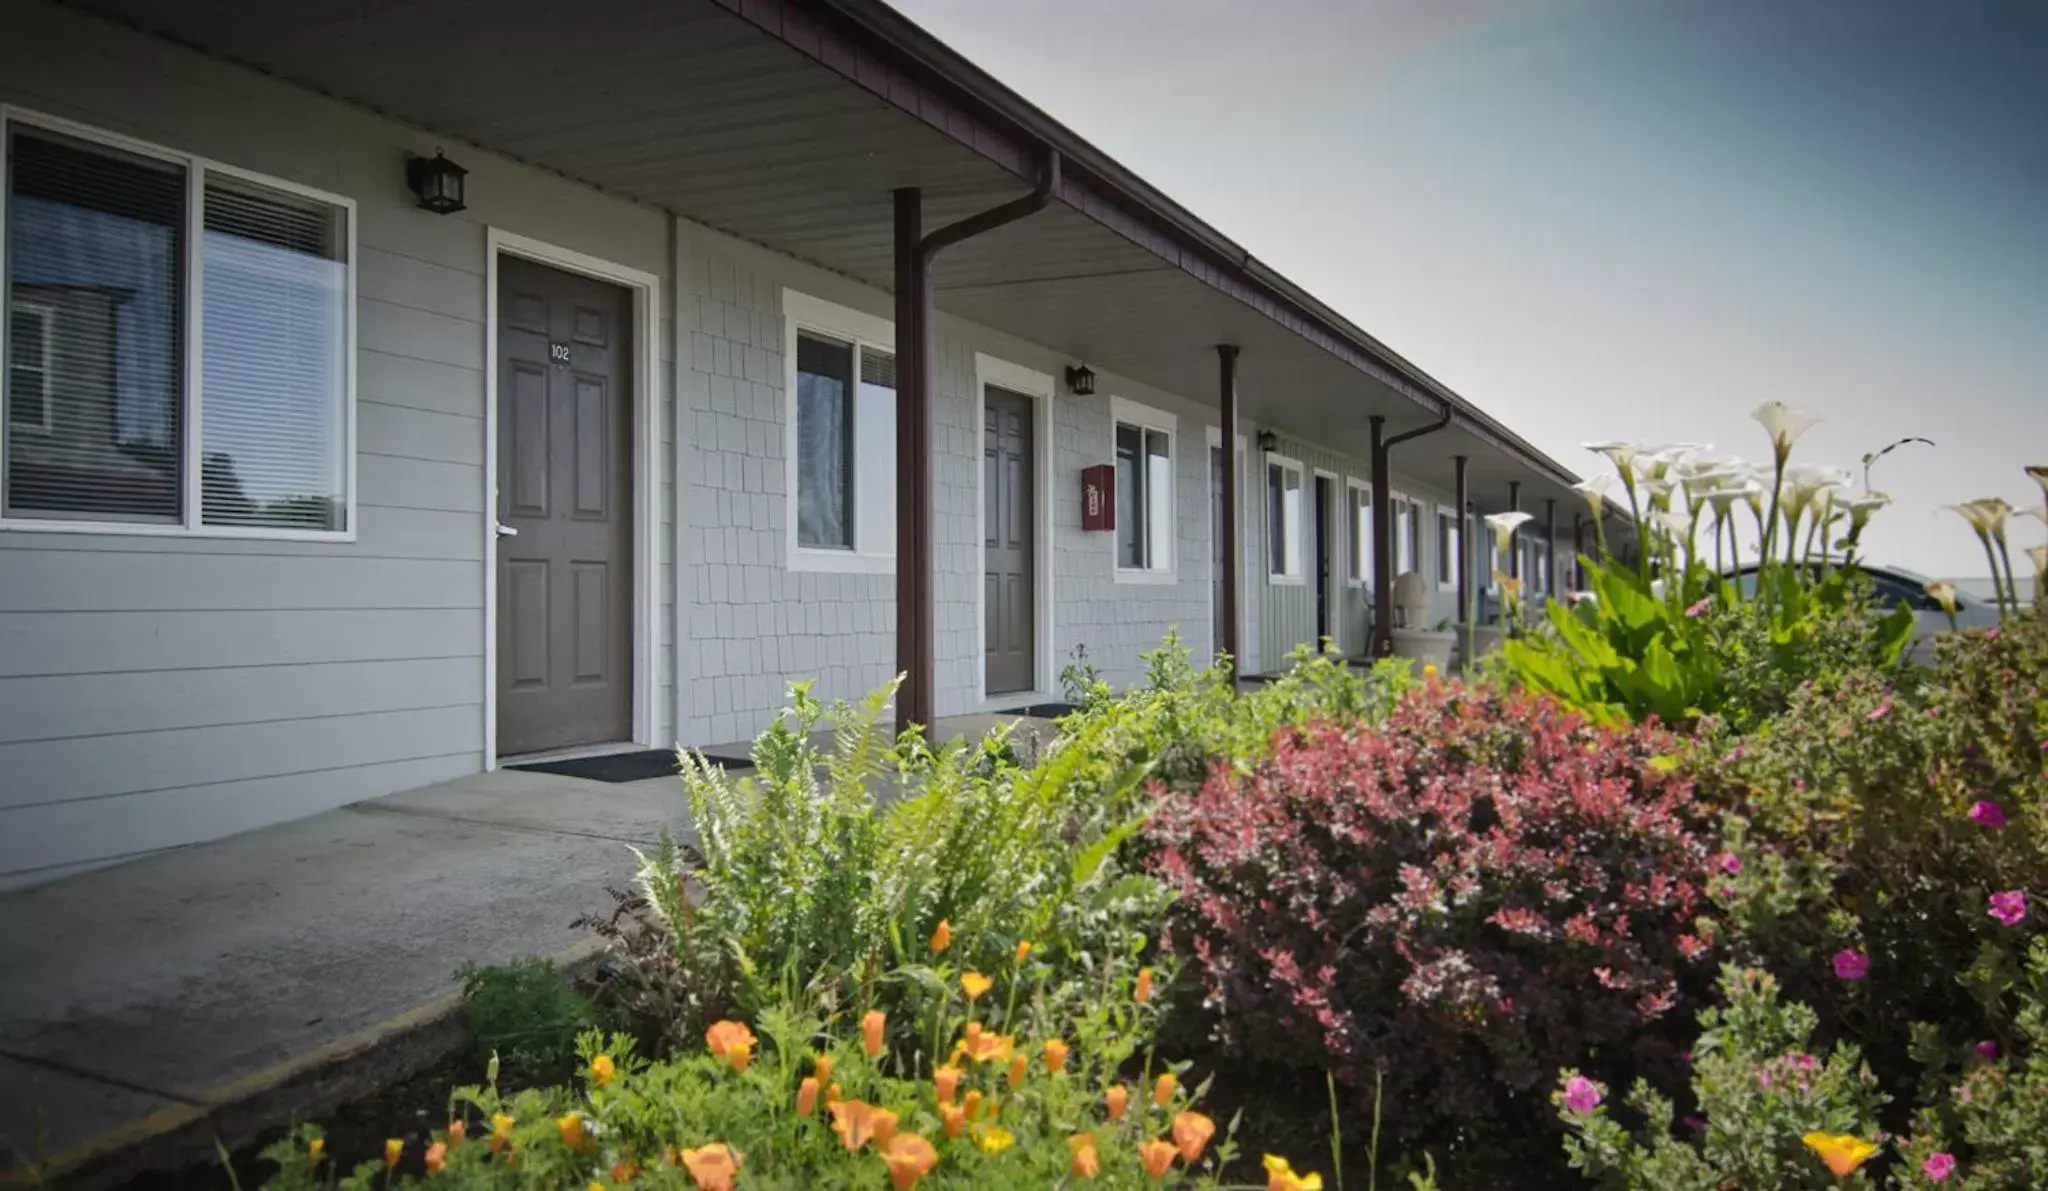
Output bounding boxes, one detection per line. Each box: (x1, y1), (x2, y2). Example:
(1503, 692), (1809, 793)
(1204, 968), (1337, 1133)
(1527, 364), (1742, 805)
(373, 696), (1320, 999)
(1109, 393), (1177, 585)
(0, 105), (358, 541)
(1265, 451), (1305, 586)
(1435, 505), (1462, 591)
(971, 352), (1057, 708)
(6, 299), (54, 433)
(1388, 489), (1419, 580)
(782, 288), (895, 574)
(1344, 476), (1373, 586)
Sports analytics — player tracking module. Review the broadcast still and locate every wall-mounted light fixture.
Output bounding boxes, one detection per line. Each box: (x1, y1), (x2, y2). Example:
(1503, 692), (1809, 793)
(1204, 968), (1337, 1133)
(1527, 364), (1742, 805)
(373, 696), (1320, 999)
(1256, 430), (1278, 453)
(405, 150), (468, 215)
(1064, 365), (1096, 395)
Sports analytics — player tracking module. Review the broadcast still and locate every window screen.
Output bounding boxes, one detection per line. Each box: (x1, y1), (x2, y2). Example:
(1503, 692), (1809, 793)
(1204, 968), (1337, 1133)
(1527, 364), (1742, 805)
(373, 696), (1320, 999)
(795, 332), (854, 548)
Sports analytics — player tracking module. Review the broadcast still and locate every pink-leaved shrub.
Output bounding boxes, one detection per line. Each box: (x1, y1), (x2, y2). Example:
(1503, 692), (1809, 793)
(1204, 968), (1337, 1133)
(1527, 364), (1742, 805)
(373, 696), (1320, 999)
(1145, 679), (1715, 1165)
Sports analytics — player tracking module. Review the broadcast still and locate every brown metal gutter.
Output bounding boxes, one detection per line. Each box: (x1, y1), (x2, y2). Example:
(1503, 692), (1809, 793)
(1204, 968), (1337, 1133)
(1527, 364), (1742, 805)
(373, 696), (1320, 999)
(721, 0), (1580, 489)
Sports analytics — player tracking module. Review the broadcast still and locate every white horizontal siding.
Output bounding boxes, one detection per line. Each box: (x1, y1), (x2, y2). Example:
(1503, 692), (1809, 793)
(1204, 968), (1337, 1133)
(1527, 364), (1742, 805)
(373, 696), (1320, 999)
(0, 609), (481, 677)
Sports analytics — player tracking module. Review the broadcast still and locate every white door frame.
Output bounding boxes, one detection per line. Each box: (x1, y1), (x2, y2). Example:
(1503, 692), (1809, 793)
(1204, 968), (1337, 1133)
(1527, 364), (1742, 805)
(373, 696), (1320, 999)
(1205, 426), (1251, 672)
(971, 352), (1056, 709)
(482, 228), (663, 767)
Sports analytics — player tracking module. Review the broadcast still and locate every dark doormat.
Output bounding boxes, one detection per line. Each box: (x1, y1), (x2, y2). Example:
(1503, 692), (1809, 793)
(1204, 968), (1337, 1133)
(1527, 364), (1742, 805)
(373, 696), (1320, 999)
(995, 701), (1081, 720)
(507, 749), (751, 783)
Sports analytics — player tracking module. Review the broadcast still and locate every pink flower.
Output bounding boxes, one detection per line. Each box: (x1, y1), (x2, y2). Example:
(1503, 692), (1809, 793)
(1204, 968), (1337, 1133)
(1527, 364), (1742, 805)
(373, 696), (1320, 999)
(1923, 1152), (1956, 1181)
(1866, 697), (1893, 721)
(1833, 950), (1870, 981)
(1684, 597), (1711, 618)
(1561, 1074), (1603, 1114)
(1718, 852), (1743, 874)
(1969, 800), (2008, 828)
(1683, 1115), (1707, 1132)
(1988, 889), (2028, 926)
(1788, 1052), (1817, 1071)
(1975, 1040), (1999, 1060)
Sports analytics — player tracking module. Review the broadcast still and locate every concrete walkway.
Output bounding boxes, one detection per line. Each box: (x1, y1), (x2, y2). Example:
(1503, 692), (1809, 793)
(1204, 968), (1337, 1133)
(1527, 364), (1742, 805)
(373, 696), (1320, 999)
(0, 713), (1050, 1184)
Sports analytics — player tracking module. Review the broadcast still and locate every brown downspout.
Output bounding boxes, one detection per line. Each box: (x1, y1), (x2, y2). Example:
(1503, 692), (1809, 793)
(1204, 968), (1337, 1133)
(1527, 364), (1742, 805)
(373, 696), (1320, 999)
(1453, 453), (1471, 659)
(1573, 513), (1587, 588)
(1217, 345), (1241, 681)
(1369, 406), (1454, 657)
(1545, 498), (1559, 600)
(1508, 480), (1523, 580)
(893, 151), (1062, 735)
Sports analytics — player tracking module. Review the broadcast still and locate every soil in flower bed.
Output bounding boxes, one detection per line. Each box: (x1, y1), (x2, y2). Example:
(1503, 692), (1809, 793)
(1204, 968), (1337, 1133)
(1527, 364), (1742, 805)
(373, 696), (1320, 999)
(120, 1051), (517, 1190)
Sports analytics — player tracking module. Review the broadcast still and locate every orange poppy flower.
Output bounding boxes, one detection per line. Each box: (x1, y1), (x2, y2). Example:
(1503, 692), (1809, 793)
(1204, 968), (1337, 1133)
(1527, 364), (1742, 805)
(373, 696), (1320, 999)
(1140, 1138), (1178, 1178)
(557, 1113), (591, 1151)
(863, 1010), (887, 1058)
(963, 1089), (985, 1121)
(611, 1159), (639, 1183)
(934, 1064), (963, 1104)
(957, 1022), (1013, 1064)
(1135, 968), (1154, 1003)
(424, 1142), (447, 1174)
(1105, 1084), (1129, 1122)
(815, 1054), (835, 1085)
(1172, 1111), (1215, 1163)
(829, 1099), (896, 1153)
(680, 1143), (741, 1191)
(1008, 1054), (1028, 1088)
(1044, 1037), (1070, 1073)
(446, 1119), (466, 1147)
(882, 1133), (940, 1190)
(590, 1054), (616, 1086)
(1071, 1140), (1101, 1180)
(796, 1076), (820, 1116)
(488, 1113), (513, 1154)
(1153, 1073), (1177, 1108)
(940, 1102), (966, 1139)
(930, 919), (952, 953)
(704, 1020), (756, 1072)
(1801, 1132), (1880, 1177)
(961, 971), (993, 1001)
(1016, 940), (1033, 964)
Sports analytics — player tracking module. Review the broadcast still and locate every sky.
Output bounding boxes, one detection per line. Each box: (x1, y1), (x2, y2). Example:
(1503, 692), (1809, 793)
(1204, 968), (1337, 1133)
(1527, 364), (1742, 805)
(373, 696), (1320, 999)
(889, 0), (2048, 578)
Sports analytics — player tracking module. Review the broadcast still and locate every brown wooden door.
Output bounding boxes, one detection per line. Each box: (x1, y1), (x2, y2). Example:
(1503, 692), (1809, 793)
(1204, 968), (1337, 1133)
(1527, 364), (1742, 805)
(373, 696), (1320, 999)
(983, 386), (1035, 696)
(496, 257), (633, 755)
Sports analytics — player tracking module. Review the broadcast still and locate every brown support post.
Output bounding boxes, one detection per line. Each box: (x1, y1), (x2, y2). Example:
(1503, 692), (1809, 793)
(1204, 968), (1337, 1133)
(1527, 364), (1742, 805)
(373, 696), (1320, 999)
(1545, 498), (1559, 599)
(1369, 416), (1392, 657)
(1453, 454), (1470, 634)
(893, 188), (933, 735)
(1508, 479), (1523, 579)
(1217, 345), (1241, 680)
(1573, 512), (1587, 589)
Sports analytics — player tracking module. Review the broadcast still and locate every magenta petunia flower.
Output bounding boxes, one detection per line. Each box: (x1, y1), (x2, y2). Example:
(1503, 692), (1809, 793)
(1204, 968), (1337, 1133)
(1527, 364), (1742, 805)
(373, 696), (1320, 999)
(1561, 1074), (1603, 1114)
(1975, 1039), (1999, 1060)
(1788, 1052), (1817, 1071)
(1684, 596), (1711, 618)
(1719, 852), (1743, 874)
(1833, 949), (1870, 981)
(1989, 889), (2028, 926)
(1970, 800), (2008, 828)
(1866, 697), (1893, 721)
(1923, 1152), (1956, 1181)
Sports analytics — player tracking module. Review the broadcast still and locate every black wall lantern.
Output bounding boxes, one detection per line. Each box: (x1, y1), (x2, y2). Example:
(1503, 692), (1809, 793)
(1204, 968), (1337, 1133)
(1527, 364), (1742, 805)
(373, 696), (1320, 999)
(1064, 364), (1096, 395)
(406, 150), (468, 215)
(1257, 430), (1278, 453)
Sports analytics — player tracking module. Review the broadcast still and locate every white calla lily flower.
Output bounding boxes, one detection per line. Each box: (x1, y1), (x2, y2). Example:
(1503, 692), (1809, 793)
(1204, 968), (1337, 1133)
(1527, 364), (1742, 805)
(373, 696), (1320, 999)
(1950, 497), (2015, 541)
(1751, 402), (1822, 460)
(1571, 475), (1615, 516)
(1484, 510), (1534, 552)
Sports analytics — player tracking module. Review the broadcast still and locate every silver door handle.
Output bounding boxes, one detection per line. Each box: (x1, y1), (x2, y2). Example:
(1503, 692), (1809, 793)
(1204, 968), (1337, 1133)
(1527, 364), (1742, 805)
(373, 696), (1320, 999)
(496, 523), (518, 537)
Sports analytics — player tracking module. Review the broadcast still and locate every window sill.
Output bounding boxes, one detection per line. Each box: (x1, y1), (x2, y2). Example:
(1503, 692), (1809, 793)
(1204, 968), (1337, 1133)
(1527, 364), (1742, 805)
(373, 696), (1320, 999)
(1113, 567), (1177, 586)
(1268, 573), (1307, 587)
(788, 546), (895, 575)
(0, 517), (356, 543)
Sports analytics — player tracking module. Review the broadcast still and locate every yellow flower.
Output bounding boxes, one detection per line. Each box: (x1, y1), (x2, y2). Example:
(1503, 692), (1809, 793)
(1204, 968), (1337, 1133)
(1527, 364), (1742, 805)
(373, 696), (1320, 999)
(863, 1009), (887, 1058)
(307, 1137), (325, 1169)
(425, 1142), (448, 1174)
(1422, 663), (1438, 678)
(961, 971), (993, 1001)
(1016, 940), (1033, 964)
(704, 1020), (756, 1072)
(590, 1053), (615, 1086)
(589, 1184), (605, 1191)
(1264, 1154), (1325, 1191)
(934, 1063), (963, 1104)
(1801, 1132), (1880, 1177)
(488, 1113), (514, 1153)
(680, 1143), (741, 1191)
(882, 1133), (939, 1190)
(383, 1138), (403, 1168)
(1105, 1084), (1129, 1122)
(1153, 1072), (1177, 1108)
(1140, 1138), (1178, 1178)
(930, 919), (952, 953)
(972, 1124), (1015, 1155)
(1134, 968), (1154, 1003)
(1043, 1037), (1070, 1073)
(1172, 1111), (1215, 1163)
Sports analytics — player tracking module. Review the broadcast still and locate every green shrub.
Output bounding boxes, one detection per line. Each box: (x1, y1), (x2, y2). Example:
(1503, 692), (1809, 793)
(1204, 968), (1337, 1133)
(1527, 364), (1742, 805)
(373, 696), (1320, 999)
(458, 958), (593, 1082)
(257, 958), (1293, 1189)
(1898, 936), (2048, 1188)
(1559, 966), (1889, 1188)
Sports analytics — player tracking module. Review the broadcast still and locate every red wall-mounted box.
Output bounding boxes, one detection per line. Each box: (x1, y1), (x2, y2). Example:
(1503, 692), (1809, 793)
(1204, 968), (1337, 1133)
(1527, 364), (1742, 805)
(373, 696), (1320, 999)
(1081, 464), (1115, 532)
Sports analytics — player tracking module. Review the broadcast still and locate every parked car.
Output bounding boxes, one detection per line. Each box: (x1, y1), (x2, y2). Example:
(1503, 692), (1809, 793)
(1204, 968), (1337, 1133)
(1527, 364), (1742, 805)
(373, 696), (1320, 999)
(1724, 562), (1998, 662)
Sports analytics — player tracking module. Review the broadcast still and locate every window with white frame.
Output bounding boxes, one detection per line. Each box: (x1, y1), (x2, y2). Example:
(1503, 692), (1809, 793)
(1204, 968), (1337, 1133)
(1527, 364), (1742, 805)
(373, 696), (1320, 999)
(1436, 507), (1460, 588)
(1112, 396), (1174, 578)
(2, 114), (354, 534)
(1347, 479), (1372, 584)
(1390, 493), (1422, 577)
(785, 290), (896, 568)
(1266, 453), (1304, 582)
